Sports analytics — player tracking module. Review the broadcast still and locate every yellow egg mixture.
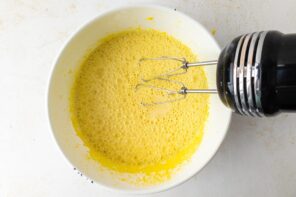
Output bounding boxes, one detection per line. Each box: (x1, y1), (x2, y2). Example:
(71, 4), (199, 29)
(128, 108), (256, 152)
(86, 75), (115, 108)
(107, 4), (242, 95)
(70, 28), (209, 185)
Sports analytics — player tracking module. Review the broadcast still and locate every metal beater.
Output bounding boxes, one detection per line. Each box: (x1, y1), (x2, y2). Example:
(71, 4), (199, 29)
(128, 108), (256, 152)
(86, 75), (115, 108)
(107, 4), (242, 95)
(136, 31), (296, 117)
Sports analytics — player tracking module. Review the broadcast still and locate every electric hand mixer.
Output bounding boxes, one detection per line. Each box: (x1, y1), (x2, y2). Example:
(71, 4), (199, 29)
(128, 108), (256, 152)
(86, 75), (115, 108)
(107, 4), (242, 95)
(136, 31), (296, 117)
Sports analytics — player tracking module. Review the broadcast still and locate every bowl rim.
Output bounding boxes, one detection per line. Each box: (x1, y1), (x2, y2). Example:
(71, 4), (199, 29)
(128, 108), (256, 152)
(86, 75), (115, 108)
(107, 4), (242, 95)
(47, 4), (232, 195)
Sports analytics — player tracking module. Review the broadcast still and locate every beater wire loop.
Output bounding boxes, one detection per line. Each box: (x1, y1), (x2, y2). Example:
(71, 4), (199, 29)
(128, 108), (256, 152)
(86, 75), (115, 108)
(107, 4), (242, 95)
(136, 56), (218, 106)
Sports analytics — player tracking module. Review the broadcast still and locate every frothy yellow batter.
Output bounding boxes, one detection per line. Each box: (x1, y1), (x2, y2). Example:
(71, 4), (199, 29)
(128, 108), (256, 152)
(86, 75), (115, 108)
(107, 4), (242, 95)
(70, 28), (209, 185)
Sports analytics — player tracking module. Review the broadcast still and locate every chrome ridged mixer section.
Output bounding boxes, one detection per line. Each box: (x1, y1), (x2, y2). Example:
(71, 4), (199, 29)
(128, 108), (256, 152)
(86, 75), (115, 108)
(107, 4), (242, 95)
(233, 31), (267, 117)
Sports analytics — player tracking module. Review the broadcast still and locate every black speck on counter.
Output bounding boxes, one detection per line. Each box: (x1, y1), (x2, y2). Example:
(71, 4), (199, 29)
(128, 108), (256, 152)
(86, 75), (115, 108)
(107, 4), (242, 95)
(74, 168), (76, 170)
(174, 8), (177, 11)
(91, 181), (94, 184)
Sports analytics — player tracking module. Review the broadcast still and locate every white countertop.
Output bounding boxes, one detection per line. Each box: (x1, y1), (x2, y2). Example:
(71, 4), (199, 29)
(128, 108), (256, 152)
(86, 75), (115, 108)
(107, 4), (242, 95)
(1, 0), (296, 196)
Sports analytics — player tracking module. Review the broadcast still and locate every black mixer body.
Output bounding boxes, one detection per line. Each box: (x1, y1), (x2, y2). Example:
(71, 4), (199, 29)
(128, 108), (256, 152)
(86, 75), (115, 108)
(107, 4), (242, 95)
(217, 31), (296, 116)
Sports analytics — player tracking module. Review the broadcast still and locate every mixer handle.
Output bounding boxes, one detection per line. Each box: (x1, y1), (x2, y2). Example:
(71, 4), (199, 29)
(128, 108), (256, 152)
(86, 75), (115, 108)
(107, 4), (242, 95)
(217, 31), (296, 116)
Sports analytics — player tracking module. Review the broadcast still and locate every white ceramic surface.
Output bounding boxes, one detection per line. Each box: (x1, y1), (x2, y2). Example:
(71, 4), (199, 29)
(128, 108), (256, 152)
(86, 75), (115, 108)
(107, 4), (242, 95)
(47, 5), (231, 194)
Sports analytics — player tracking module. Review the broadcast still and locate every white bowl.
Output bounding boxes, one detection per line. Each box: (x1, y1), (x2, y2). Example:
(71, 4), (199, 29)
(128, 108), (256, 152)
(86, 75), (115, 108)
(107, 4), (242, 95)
(47, 5), (232, 194)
